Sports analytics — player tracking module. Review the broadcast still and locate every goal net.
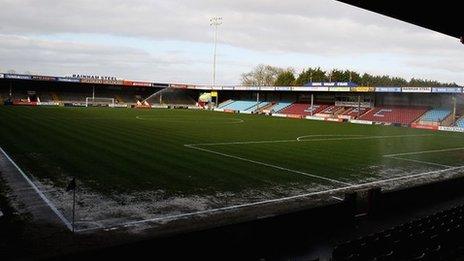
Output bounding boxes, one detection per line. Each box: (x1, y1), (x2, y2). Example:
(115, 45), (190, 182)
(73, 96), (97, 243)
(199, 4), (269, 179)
(85, 97), (115, 107)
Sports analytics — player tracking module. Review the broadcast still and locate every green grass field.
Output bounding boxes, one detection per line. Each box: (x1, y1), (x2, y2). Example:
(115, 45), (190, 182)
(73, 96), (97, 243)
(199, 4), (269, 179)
(1, 106), (464, 230)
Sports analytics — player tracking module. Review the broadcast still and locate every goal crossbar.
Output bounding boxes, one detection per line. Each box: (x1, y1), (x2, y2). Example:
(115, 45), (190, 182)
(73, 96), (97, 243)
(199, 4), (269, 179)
(85, 97), (115, 107)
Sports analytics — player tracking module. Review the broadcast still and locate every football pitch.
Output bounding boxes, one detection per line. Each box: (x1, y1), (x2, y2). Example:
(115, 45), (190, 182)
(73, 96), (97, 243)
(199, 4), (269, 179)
(1, 106), (464, 232)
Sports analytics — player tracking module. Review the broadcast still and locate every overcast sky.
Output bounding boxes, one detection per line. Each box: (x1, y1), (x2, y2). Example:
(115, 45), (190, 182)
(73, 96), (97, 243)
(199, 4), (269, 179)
(0, 0), (462, 85)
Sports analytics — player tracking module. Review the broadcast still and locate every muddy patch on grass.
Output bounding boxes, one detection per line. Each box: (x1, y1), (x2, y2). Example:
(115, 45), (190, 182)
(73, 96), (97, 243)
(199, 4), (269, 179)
(355, 163), (464, 191)
(35, 180), (334, 231)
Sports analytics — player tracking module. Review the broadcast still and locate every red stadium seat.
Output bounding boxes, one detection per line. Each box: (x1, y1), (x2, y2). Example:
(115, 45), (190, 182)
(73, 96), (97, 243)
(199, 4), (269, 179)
(359, 106), (428, 125)
(280, 103), (330, 116)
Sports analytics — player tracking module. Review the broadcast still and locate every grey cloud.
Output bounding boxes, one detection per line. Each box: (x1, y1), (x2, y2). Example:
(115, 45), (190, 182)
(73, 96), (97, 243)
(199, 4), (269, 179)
(0, 34), (204, 82)
(0, 0), (458, 54)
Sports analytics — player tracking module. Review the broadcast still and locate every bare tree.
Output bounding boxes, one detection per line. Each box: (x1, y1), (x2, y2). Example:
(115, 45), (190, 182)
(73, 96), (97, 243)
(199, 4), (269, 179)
(240, 64), (285, 86)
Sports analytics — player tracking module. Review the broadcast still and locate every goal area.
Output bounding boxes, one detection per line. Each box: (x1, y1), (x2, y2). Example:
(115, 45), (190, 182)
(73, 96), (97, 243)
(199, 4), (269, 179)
(85, 97), (115, 107)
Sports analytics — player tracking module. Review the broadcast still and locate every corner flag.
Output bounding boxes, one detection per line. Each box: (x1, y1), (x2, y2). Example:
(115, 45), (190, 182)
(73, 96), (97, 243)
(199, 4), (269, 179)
(66, 178), (76, 191)
(66, 177), (77, 232)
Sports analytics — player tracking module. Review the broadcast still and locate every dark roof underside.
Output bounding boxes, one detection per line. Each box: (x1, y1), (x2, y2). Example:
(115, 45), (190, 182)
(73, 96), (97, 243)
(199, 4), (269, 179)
(336, 0), (461, 39)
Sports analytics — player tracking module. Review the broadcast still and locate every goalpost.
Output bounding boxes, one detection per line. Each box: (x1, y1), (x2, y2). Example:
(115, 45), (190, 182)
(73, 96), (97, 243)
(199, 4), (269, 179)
(85, 97), (115, 107)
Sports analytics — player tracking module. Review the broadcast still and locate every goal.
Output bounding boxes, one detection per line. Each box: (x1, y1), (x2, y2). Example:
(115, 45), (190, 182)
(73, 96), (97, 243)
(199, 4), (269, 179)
(85, 97), (115, 107)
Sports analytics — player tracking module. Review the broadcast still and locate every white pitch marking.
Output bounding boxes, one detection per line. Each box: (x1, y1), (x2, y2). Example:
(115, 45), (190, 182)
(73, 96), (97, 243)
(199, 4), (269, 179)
(76, 164), (464, 233)
(188, 134), (434, 147)
(331, 196), (344, 201)
(184, 144), (352, 186)
(135, 115), (244, 124)
(0, 147), (73, 231)
(296, 134), (363, 141)
(387, 156), (453, 168)
(383, 147), (464, 157)
(186, 139), (297, 147)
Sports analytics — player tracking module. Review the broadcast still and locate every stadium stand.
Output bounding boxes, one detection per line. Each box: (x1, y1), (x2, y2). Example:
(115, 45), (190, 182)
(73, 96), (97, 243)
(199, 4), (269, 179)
(51, 92), (60, 102)
(279, 103), (330, 116)
(218, 99), (234, 109)
(270, 101), (293, 113)
(115, 95), (125, 104)
(418, 108), (452, 126)
(316, 105), (346, 117)
(37, 92), (53, 102)
(220, 100), (261, 111)
(455, 117), (464, 128)
(359, 106), (428, 125)
(421, 109), (451, 122)
(332, 204), (464, 260)
(257, 101), (276, 113)
(55, 92), (87, 102)
(340, 107), (371, 119)
(244, 101), (270, 112)
(145, 88), (196, 105)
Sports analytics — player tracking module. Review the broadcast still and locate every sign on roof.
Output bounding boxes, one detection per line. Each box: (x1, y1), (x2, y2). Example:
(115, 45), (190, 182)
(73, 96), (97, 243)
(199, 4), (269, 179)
(402, 87), (431, 93)
(169, 83), (189, 88)
(352, 87), (375, 92)
(81, 78), (102, 84)
(329, 87), (351, 92)
(291, 86), (310, 91)
(375, 87), (402, 92)
(57, 77), (80, 83)
(32, 75), (57, 81)
(275, 86), (292, 91)
(431, 87), (462, 93)
(4, 74), (32, 80)
(152, 83), (169, 88)
(305, 82), (357, 87)
(131, 81), (152, 87)
(101, 79), (123, 85)
(308, 86), (329, 91)
(196, 86), (213, 90)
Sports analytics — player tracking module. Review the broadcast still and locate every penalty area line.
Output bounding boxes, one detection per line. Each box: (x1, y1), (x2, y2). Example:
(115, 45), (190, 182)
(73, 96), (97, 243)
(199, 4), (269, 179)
(0, 147), (73, 231)
(184, 144), (352, 186)
(135, 115), (244, 124)
(188, 134), (434, 147)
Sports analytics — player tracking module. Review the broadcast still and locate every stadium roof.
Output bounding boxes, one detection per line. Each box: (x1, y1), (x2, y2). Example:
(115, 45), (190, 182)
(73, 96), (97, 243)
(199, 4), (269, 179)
(336, 1), (462, 41)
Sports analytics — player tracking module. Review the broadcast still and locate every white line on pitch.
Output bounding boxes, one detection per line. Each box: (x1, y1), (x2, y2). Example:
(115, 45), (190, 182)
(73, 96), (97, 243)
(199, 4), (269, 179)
(331, 196), (344, 201)
(0, 147), (73, 231)
(387, 156), (453, 168)
(383, 147), (464, 157)
(187, 144), (352, 186)
(187, 134), (434, 147)
(76, 164), (464, 233)
(135, 115), (244, 124)
(296, 134), (363, 141)
(185, 144), (352, 186)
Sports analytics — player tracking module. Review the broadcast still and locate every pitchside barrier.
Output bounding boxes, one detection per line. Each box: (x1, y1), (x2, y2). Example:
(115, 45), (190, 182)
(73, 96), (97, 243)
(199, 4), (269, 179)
(410, 123), (439, 131)
(37, 102), (60, 106)
(151, 104), (169, 109)
(439, 126), (464, 133)
(349, 119), (373, 125)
